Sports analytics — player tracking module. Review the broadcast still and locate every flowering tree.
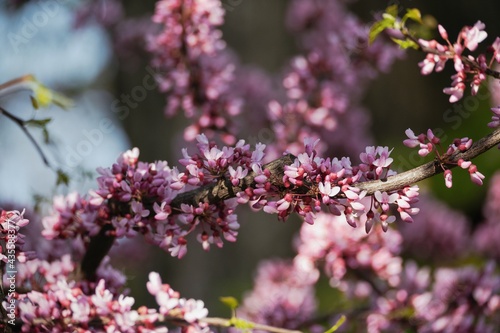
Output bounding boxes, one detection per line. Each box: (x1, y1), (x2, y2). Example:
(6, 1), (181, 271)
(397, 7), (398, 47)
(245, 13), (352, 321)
(2, 1), (500, 332)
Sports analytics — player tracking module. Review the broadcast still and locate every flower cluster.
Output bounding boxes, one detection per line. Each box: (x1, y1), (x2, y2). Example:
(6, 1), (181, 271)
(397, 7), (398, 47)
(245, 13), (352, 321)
(294, 212), (403, 289)
(265, 0), (402, 158)
(398, 194), (471, 262)
(0, 209), (34, 264)
(260, 140), (419, 229)
(147, 272), (211, 329)
(15, 264), (209, 332)
(473, 172), (500, 261)
(41, 136), (266, 258)
(368, 262), (500, 332)
(148, 0), (241, 144)
(417, 21), (500, 103)
(237, 259), (318, 330)
(404, 128), (484, 187)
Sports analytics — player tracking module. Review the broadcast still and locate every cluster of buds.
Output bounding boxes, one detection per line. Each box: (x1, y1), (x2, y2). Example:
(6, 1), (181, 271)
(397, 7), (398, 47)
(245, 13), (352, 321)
(404, 128), (484, 187)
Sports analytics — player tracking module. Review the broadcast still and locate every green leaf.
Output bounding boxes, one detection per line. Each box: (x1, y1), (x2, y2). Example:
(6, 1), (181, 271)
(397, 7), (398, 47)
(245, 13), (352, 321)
(56, 170), (70, 186)
(30, 95), (39, 109)
(219, 296), (239, 310)
(229, 317), (255, 330)
(402, 8), (422, 25)
(390, 38), (419, 49)
(25, 118), (52, 127)
(369, 17), (396, 44)
(324, 315), (346, 333)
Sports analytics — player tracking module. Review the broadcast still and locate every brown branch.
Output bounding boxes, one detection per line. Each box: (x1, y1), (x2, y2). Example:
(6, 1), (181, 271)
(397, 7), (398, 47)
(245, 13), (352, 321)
(80, 129), (500, 280)
(170, 153), (296, 210)
(356, 128), (500, 194)
(80, 224), (115, 281)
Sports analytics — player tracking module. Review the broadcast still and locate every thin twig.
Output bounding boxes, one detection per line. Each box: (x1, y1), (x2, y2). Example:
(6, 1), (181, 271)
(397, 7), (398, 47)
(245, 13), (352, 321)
(0, 106), (52, 169)
(355, 128), (500, 194)
(403, 32), (500, 79)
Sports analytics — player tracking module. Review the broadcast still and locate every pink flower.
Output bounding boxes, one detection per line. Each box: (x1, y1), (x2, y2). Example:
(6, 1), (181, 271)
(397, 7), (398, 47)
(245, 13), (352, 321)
(444, 169), (453, 188)
(469, 164), (485, 185)
(462, 21), (488, 51)
(374, 191), (398, 212)
(403, 128), (421, 148)
(443, 82), (465, 103)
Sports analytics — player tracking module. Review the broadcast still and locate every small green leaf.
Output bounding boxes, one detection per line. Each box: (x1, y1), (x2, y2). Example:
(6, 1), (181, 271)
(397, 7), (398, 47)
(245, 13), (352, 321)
(229, 317), (255, 330)
(220, 296), (239, 310)
(30, 95), (39, 109)
(391, 38), (419, 49)
(56, 170), (70, 186)
(324, 315), (346, 333)
(25, 118), (52, 127)
(369, 18), (396, 44)
(402, 8), (422, 25)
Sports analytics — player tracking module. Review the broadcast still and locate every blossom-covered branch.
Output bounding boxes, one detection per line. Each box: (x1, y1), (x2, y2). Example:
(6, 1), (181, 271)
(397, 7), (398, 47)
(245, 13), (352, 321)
(371, 6), (500, 103)
(77, 125), (500, 280)
(357, 127), (500, 193)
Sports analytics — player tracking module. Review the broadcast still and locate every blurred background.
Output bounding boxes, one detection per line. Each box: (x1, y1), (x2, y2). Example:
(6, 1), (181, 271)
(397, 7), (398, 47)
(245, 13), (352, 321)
(1, 0), (500, 316)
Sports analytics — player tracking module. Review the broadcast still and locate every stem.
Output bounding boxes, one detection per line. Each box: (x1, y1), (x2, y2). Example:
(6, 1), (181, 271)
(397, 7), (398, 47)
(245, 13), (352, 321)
(0, 106), (52, 169)
(80, 224), (115, 281)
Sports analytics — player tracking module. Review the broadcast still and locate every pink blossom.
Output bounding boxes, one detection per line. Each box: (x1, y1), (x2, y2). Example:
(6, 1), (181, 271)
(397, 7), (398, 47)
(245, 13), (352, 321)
(443, 82), (465, 103)
(374, 191), (398, 212)
(403, 128), (421, 148)
(468, 164), (485, 185)
(462, 21), (488, 51)
(237, 259), (317, 329)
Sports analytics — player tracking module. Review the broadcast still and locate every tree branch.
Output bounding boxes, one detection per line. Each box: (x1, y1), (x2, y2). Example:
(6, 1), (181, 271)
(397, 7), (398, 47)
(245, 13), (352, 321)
(356, 128), (500, 194)
(170, 153), (296, 210)
(81, 129), (500, 280)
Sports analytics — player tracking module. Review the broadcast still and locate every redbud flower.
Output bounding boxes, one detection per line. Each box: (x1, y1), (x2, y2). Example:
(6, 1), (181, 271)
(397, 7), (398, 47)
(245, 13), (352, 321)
(444, 169), (453, 188)
(403, 128), (421, 148)
(438, 24), (449, 40)
(468, 164), (485, 185)
(462, 21), (488, 51)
